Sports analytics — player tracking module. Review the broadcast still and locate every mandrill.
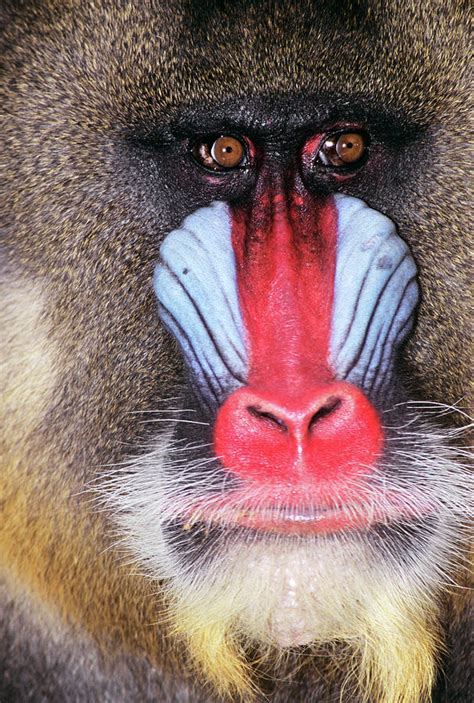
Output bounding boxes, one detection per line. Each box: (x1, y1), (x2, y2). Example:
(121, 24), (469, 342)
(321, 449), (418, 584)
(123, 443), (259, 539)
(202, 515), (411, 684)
(0, 1), (472, 702)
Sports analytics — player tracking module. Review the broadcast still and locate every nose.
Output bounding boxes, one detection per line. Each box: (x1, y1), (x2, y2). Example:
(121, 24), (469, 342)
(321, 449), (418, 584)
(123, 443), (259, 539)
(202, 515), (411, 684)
(214, 382), (383, 485)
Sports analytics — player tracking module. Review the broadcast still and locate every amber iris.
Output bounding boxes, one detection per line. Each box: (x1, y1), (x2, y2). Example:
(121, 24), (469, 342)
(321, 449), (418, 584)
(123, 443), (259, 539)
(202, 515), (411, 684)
(211, 136), (245, 167)
(194, 135), (246, 170)
(319, 131), (367, 167)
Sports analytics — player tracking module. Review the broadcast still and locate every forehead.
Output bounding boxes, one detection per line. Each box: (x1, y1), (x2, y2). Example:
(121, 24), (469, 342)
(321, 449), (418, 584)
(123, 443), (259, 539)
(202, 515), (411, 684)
(6, 0), (467, 124)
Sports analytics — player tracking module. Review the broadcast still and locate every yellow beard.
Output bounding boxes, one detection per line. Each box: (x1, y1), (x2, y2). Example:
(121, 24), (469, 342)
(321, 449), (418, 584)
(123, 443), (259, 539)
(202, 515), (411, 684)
(168, 539), (440, 702)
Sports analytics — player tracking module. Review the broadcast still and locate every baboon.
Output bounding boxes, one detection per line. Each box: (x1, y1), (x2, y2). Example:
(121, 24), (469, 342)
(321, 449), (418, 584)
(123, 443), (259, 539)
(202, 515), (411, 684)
(1, 1), (472, 701)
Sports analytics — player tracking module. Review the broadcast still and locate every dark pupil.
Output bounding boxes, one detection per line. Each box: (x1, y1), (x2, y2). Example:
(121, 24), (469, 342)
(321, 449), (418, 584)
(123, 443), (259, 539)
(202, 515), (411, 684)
(224, 146), (233, 152)
(346, 142), (353, 149)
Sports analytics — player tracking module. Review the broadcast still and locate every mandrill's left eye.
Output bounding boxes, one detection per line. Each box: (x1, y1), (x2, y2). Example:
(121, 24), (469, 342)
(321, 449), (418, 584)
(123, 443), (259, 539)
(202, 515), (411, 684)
(318, 131), (368, 168)
(192, 134), (248, 171)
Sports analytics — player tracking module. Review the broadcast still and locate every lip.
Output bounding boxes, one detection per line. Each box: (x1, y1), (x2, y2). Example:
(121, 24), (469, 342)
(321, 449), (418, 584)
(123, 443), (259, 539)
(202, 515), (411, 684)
(181, 492), (433, 536)
(206, 507), (382, 534)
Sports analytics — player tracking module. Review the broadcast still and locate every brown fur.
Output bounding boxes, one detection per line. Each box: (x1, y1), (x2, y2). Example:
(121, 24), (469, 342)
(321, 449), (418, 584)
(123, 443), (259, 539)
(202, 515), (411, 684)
(0, 1), (471, 701)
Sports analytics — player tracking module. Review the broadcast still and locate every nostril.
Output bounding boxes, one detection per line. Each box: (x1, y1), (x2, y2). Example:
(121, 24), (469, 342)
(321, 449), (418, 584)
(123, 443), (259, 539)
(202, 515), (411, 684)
(215, 383), (383, 484)
(247, 405), (289, 432)
(308, 397), (342, 432)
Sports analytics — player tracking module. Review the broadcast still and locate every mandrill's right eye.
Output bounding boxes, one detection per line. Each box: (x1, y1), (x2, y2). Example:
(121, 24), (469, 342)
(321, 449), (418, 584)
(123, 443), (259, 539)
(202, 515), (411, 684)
(192, 134), (248, 171)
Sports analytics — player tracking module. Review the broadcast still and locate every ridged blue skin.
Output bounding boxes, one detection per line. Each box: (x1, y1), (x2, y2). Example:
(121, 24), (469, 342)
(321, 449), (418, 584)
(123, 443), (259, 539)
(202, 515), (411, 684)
(331, 195), (419, 395)
(154, 202), (246, 408)
(153, 195), (419, 408)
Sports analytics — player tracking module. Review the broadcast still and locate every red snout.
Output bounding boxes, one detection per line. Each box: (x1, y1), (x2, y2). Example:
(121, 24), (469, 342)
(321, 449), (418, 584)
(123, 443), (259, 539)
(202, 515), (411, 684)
(214, 382), (383, 490)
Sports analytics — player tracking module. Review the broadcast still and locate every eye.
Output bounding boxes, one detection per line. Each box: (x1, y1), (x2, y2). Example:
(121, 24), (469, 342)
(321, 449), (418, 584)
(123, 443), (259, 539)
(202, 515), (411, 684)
(318, 131), (368, 168)
(193, 134), (247, 171)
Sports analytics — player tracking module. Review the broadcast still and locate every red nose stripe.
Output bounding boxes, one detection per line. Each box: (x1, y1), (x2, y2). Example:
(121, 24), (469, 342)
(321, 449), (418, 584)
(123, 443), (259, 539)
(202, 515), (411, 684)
(215, 187), (384, 495)
(231, 191), (337, 391)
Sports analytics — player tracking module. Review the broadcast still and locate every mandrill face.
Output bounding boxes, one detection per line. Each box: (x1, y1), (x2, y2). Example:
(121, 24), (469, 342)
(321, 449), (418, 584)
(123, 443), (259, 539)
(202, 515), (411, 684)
(1, 2), (471, 702)
(104, 101), (470, 703)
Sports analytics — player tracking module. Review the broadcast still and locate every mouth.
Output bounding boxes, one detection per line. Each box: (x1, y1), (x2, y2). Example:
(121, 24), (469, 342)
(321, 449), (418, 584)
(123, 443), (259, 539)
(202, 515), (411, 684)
(180, 490), (434, 536)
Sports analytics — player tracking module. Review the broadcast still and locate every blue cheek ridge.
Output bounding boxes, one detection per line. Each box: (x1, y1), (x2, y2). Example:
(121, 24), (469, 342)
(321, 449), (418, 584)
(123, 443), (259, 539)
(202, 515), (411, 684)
(331, 194), (419, 392)
(153, 195), (419, 406)
(153, 201), (247, 407)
